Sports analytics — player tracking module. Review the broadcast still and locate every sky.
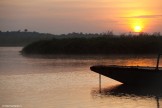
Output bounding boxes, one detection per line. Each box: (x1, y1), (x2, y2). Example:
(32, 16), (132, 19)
(0, 0), (162, 34)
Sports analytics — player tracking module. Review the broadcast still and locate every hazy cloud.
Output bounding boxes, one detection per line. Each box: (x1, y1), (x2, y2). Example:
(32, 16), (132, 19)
(121, 15), (162, 19)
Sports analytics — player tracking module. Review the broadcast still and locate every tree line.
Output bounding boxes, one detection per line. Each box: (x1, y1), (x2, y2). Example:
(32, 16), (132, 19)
(22, 33), (162, 55)
(0, 30), (161, 46)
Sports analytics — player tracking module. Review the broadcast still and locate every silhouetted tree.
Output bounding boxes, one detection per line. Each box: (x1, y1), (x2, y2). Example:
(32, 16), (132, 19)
(102, 30), (114, 37)
(139, 32), (149, 36)
(152, 32), (160, 36)
(24, 29), (28, 32)
(120, 33), (126, 37)
(128, 32), (133, 36)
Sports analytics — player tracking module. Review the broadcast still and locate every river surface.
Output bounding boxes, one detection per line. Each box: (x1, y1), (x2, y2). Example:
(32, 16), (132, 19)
(0, 47), (162, 108)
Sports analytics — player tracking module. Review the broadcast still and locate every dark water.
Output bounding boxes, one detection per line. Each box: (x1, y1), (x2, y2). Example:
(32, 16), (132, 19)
(0, 47), (161, 108)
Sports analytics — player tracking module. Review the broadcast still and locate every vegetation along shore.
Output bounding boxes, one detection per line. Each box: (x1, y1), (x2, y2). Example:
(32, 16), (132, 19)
(21, 32), (162, 55)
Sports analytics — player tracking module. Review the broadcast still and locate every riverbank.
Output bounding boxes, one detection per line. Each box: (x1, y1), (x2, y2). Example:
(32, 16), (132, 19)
(21, 35), (162, 55)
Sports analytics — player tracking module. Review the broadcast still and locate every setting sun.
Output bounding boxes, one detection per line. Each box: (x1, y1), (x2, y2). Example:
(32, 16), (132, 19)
(134, 25), (142, 32)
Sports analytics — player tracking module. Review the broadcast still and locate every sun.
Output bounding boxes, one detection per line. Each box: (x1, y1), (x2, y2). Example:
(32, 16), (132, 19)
(134, 25), (142, 32)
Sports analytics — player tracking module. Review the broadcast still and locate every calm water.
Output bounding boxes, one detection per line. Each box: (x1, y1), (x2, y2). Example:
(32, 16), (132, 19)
(0, 47), (162, 108)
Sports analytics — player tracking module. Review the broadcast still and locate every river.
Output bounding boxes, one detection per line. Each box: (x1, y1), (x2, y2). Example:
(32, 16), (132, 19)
(0, 47), (161, 108)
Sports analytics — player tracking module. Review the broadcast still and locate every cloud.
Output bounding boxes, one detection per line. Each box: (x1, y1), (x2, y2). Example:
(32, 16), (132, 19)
(121, 15), (162, 19)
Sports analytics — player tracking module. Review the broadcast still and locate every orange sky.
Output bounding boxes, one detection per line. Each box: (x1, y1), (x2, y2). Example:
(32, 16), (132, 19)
(0, 0), (162, 34)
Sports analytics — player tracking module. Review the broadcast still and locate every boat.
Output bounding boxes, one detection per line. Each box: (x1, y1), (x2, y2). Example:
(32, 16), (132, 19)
(90, 54), (162, 85)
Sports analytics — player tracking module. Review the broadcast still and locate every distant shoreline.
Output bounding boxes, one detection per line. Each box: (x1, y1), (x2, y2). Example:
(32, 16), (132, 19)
(21, 35), (162, 55)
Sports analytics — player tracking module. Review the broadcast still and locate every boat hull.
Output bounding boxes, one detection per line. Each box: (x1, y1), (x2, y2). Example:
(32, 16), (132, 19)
(90, 65), (162, 85)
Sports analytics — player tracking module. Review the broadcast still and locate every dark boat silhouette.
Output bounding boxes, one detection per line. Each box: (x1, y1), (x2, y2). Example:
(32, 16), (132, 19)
(90, 54), (162, 85)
